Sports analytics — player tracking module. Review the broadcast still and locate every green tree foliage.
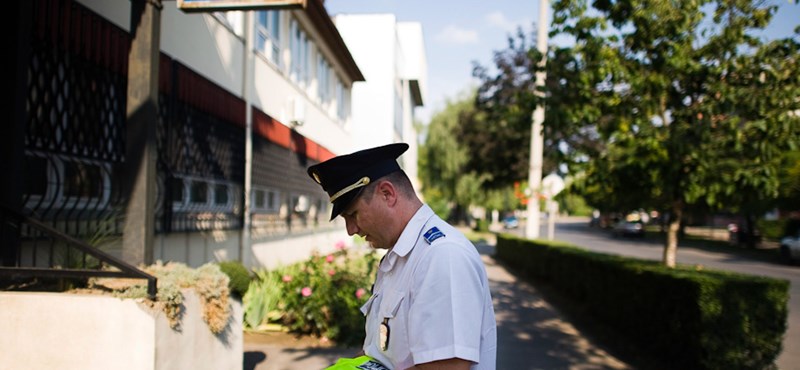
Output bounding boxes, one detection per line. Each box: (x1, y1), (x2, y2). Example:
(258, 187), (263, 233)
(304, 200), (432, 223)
(471, 31), (561, 189)
(419, 93), (494, 221)
(777, 150), (800, 212)
(548, 0), (800, 265)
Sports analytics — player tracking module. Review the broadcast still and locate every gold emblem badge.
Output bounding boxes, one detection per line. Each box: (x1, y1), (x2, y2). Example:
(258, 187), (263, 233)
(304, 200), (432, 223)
(379, 318), (390, 351)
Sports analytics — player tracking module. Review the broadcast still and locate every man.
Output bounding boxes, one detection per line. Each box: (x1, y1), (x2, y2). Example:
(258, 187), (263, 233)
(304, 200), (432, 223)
(308, 143), (497, 370)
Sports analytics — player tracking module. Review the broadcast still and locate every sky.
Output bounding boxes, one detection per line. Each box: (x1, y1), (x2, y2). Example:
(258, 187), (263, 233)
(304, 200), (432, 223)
(324, 0), (799, 125)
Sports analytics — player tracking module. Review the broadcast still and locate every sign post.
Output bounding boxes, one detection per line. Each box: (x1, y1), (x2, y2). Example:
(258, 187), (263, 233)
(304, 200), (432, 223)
(541, 173), (564, 240)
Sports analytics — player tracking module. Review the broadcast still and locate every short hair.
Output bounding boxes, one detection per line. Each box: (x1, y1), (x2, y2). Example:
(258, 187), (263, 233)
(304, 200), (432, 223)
(360, 170), (415, 203)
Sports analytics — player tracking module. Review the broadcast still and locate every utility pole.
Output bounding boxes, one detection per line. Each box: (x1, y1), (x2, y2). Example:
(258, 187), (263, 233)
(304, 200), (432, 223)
(525, 0), (549, 239)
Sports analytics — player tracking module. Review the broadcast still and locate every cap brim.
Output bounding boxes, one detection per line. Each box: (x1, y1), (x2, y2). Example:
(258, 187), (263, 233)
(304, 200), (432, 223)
(329, 187), (363, 221)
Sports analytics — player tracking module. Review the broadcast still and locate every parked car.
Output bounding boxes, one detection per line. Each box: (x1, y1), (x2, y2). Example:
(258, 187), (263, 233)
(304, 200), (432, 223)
(780, 233), (800, 265)
(612, 220), (645, 238)
(502, 216), (519, 229)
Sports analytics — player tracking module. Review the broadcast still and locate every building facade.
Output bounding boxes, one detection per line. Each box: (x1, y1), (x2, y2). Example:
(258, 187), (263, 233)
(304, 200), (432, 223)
(3, 0), (366, 271)
(332, 13), (428, 191)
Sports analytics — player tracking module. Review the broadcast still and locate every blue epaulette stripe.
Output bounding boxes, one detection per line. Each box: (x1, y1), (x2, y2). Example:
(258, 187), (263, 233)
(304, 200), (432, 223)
(423, 227), (445, 244)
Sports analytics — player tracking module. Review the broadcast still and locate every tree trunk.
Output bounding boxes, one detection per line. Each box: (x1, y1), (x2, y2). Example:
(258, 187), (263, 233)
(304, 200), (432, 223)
(663, 202), (683, 268)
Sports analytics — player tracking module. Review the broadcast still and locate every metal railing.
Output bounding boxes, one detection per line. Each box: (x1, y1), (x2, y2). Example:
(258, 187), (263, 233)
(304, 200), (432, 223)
(0, 205), (157, 298)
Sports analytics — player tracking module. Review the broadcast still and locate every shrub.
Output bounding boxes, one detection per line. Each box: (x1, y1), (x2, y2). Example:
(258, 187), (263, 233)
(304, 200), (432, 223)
(495, 234), (789, 370)
(217, 260), (252, 299)
(757, 219), (786, 241)
(244, 244), (379, 346)
(90, 261), (232, 335)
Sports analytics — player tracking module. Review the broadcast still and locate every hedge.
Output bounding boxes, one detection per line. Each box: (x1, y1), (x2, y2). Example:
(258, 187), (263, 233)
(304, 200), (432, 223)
(495, 234), (789, 370)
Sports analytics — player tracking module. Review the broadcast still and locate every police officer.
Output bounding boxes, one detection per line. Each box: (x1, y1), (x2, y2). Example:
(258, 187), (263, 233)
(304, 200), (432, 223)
(308, 143), (497, 370)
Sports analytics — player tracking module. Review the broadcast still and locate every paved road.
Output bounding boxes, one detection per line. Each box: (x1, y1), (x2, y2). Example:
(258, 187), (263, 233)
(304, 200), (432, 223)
(503, 217), (799, 370)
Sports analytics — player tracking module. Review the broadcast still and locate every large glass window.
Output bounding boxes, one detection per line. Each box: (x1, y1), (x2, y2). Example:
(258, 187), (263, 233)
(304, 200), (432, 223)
(290, 19), (311, 88)
(317, 54), (330, 104)
(335, 76), (348, 122)
(256, 10), (281, 67)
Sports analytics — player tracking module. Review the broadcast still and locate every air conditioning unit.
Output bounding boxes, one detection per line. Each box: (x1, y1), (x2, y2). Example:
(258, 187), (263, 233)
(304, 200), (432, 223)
(289, 97), (305, 127)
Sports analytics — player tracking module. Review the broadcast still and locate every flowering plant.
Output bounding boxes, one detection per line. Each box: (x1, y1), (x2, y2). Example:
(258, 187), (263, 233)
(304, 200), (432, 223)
(244, 241), (379, 346)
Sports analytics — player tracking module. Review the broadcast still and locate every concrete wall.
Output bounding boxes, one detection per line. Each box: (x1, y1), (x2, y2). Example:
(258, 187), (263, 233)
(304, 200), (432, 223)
(250, 227), (351, 269)
(0, 291), (243, 370)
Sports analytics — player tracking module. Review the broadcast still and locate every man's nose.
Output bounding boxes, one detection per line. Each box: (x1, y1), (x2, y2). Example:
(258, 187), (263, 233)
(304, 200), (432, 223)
(345, 218), (359, 236)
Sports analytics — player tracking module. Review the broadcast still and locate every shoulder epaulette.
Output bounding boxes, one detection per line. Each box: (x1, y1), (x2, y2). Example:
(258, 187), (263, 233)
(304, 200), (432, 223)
(423, 227), (445, 244)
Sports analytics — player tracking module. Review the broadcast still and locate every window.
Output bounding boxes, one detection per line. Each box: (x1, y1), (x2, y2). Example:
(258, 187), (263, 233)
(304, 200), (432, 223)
(317, 54), (330, 103)
(256, 10), (281, 66)
(290, 19), (311, 87)
(171, 176), (239, 212)
(214, 184), (229, 206)
(335, 77), (348, 122)
(23, 152), (111, 209)
(252, 186), (280, 213)
(190, 180), (209, 205)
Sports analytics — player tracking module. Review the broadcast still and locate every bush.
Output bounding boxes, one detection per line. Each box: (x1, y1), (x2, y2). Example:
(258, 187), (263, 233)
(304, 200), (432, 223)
(217, 260), (252, 299)
(244, 244), (380, 346)
(757, 219), (787, 241)
(473, 218), (490, 232)
(495, 234), (789, 370)
(91, 261), (232, 335)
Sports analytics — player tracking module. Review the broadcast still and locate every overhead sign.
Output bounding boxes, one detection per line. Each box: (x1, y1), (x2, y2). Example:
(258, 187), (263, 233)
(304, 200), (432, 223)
(177, 0), (307, 12)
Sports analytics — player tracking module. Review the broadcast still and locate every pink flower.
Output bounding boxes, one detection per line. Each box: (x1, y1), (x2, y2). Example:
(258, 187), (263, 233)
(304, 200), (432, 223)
(328, 269), (336, 276)
(301, 287), (312, 297)
(282, 275), (292, 282)
(355, 288), (366, 299)
(325, 254), (335, 263)
(335, 240), (346, 250)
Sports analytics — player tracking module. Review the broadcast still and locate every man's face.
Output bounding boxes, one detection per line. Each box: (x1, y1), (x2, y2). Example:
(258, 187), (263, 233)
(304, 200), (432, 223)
(340, 187), (392, 249)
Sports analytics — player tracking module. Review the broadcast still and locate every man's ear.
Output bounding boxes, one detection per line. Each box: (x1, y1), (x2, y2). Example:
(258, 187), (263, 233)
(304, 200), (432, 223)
(377, 180), (397, 205)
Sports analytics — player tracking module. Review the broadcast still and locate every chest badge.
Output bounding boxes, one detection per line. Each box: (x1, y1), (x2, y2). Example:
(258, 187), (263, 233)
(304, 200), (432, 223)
(423, 227), (445, 244)
(379, 318), (391, 351)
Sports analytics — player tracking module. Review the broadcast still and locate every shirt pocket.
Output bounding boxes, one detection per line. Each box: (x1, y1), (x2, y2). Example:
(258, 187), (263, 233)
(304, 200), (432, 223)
(379, 289), (409, 361)
(360, 293), (379, 316)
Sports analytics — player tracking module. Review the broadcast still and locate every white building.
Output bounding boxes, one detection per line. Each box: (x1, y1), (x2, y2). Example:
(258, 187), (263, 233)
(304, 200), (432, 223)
(8, 0), (367, 270)
(332, 14), (428, 191)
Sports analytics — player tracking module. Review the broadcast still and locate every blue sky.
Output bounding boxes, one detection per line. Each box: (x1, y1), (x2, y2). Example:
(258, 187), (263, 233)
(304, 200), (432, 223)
(325, 0), (799, 125)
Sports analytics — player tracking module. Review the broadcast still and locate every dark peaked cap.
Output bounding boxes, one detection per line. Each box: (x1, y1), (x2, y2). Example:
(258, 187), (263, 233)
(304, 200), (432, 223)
(307, 143), (409, 221)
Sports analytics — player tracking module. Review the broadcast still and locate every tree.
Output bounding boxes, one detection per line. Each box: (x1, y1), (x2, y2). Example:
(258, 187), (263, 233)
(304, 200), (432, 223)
(418, 92), (491, 223)
(549, 0), (800, 266)
(471, 30), (561, 189)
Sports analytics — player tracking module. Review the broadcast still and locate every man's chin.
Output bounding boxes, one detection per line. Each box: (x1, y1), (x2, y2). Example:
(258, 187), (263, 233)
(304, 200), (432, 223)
(367, 240), (389, 250)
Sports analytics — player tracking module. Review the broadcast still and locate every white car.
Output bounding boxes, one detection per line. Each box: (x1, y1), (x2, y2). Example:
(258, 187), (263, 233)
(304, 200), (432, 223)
(780, 233), (800, 264)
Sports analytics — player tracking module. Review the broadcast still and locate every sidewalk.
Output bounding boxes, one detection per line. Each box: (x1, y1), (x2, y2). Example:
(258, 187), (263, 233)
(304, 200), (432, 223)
(243, 241), (631, 370)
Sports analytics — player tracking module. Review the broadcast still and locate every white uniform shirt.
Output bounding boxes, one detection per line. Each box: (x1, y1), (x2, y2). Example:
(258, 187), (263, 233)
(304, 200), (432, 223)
(360, 205), (497, 370)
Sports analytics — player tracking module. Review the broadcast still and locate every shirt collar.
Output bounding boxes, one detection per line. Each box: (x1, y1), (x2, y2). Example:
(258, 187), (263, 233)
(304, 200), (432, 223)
(380, 204), (434, 272)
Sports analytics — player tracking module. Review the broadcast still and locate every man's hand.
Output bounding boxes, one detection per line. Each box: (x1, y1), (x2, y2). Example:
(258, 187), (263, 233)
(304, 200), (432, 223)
(407, 358), (471, 370)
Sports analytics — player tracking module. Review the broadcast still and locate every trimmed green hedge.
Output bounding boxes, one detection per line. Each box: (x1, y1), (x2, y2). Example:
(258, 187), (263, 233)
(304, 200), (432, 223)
(495, 234), (789, 370)
(474, 219), (490, 232)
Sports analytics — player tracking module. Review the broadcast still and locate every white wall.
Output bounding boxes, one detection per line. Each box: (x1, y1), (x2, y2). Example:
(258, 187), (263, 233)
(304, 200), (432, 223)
(332, 14), (428, 191)
(155, 230), (242, 267)
(0, 291), (243, 370)
(333, 14), (398, 150)
(250, 228), (351, 269)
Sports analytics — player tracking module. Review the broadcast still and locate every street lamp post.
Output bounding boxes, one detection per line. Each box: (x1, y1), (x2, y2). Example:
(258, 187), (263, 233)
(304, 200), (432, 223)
(525, 0), (549, 239)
